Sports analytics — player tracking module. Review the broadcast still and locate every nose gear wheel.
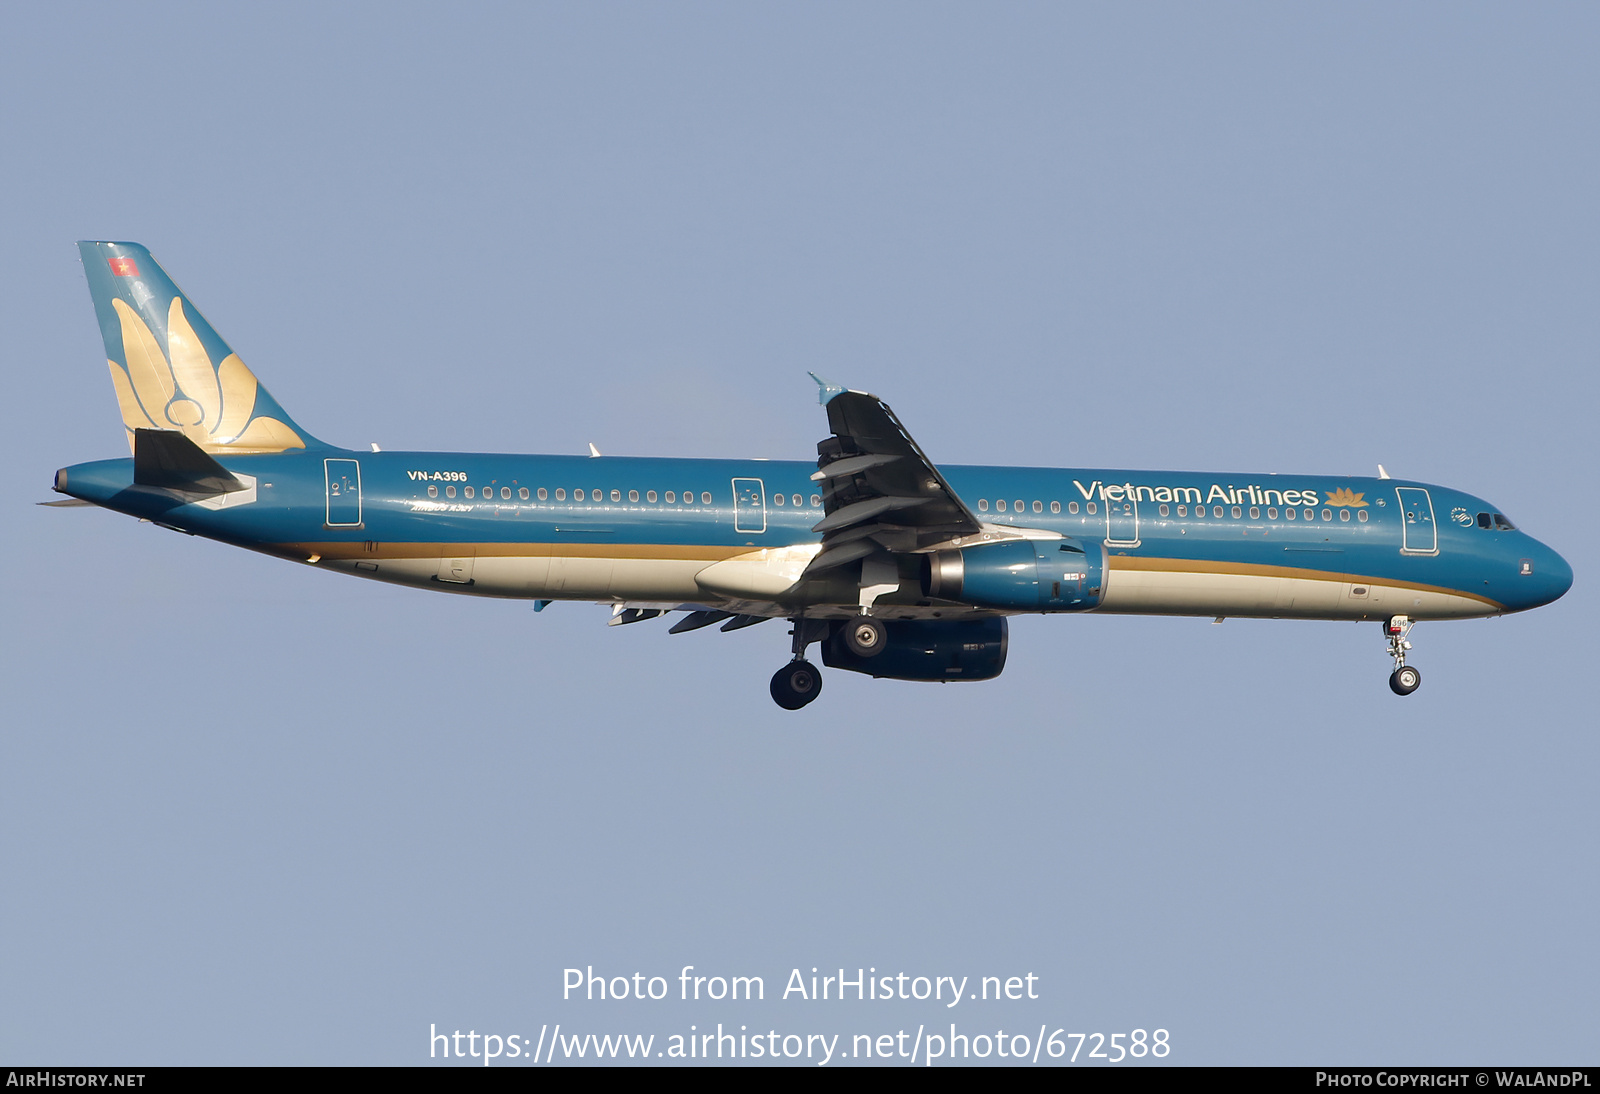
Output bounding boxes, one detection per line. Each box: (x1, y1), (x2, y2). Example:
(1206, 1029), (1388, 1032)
(1383, 616), (1421, 696)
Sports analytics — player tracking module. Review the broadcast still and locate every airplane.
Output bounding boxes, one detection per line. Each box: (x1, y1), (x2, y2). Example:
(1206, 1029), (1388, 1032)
(50, 241), (1573, 709)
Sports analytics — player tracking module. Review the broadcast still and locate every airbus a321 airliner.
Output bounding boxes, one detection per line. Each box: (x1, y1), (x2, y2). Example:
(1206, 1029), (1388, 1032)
(51, 242), (1572, 709)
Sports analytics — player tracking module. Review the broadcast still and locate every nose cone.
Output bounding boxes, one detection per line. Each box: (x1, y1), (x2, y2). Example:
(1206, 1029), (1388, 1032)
(1520, 540), (1573, 609)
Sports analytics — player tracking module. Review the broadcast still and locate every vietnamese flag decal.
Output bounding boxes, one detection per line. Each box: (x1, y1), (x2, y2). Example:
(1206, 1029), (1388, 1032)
(108, 257), (139, 276)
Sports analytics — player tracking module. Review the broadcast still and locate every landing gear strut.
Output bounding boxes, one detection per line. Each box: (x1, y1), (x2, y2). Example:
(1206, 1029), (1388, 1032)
(1384, 615), (1421, 696)
(771, 617), (830, 710)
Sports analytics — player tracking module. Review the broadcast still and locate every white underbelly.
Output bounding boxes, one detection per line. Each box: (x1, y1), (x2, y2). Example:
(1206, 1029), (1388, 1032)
(326, 553), (710, 600)
(1098, 566), (1495, 620)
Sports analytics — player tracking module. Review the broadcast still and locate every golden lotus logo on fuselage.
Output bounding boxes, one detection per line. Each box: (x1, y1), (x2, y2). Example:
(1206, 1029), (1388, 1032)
(106, 297), (304, 455)
(1324, 487), (1367, 507)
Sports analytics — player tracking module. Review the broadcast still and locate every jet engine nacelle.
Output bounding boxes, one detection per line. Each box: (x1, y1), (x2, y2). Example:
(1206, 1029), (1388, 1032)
(923, 537), (1103, 611)
(822, 617), (1008, 681)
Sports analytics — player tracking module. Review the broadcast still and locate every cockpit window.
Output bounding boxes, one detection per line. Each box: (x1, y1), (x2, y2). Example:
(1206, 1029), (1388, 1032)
(1477, 513), (1492, 529)
(1493, 514), (1515, 531)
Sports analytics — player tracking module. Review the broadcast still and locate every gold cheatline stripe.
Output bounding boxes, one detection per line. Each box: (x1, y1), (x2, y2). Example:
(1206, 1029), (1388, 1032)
(278, 541), (750, 563)
(1108, 555), (1503, 609)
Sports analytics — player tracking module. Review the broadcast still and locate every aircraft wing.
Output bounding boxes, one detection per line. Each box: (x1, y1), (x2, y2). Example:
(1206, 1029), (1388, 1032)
(805, 380), (982, 573)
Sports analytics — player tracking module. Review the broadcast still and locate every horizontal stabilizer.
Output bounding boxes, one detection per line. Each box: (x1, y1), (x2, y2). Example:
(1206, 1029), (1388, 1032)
(38, 498), (93, 507)
(133, 428), (244, 495)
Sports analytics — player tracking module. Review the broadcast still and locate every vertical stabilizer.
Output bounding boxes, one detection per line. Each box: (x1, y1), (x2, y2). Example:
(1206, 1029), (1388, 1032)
(78, 241), (321, 454)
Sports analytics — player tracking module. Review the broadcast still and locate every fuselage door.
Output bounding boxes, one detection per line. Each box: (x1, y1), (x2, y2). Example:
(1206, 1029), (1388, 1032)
(1105, 493), (1139, 548)
(1396, 487), (1438, 555)
(732, 477), (766, 534)
(325, 458), (362, 527)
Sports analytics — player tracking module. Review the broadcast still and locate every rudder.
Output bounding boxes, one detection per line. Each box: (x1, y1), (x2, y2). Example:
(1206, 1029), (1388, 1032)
(78, 241), (320, 454)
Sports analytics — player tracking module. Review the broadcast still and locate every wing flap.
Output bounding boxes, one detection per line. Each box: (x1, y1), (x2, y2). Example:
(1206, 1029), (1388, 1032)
(808, 389), (982, 558)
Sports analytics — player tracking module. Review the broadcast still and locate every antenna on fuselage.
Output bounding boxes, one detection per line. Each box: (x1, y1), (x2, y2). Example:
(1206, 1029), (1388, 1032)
(588, 443), (602, 458)
(1377, 464), (1391, 479)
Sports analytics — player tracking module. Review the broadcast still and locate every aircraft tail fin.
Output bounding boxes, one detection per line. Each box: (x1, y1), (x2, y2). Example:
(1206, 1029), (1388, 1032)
(77, 241), (321, 455)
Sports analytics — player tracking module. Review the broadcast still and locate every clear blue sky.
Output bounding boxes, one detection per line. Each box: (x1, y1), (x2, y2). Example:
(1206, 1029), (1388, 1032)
(2, 1), (1595, 1065)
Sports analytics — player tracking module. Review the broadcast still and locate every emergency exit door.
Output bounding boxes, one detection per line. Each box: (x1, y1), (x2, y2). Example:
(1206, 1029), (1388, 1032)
(732, 478), (766, 534)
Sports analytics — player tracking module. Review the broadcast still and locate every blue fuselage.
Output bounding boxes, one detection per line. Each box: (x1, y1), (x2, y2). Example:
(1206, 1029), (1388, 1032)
(57, 448), (1573, 621)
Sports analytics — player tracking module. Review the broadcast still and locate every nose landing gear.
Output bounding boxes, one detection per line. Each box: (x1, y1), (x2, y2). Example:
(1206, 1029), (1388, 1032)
(1384, 615), (1421, 695)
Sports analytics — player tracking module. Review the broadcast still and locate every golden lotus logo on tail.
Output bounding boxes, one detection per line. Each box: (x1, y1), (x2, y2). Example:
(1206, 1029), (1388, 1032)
(1324, 488), (1367, 508)
(105, 297), (304, 455)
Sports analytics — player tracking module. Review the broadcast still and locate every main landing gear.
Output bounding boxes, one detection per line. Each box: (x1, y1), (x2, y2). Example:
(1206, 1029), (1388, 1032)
(1384, 615), (1421, 696)
(770, 617), (833, 710)
(842, 616), (887, 658)
(770, 660), (822, 710)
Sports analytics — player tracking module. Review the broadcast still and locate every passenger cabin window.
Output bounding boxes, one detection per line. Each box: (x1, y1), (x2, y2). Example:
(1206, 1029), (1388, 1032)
(502, 487), (512, 499)
(1214, 506), (1224, 517)
(518, 487), (528, 500)
(446, 486), (456, 498)
(773, 493), (784, 505)
(1231, 506), (1241, 518)
(996, 500), (1006, 512)
(664, 491), (674, 503)
(810, 494), (822, 507)
(1303, 508), (1314, 521)
(537, 488), (547, 500)
(1358, 511), (1368, 522)
(464, 486), (475, 498)
(1267, 507), (1277, 519)
(1285, 507), (1294, 519)
(612, 490), (622, 502)
(1249, 506), (1259, 519)
(1033, 500), (1043, 513)
(1086, 502), (1097, 515)
(554, 488), (565, 500)
(628, 490), (638, 502)
(1177, 505), (1186, 516)
(1339, 509), (1350, 521)
(792, 494), (802, 507)
(647, 490), (657, 502)
(1050, 501), (1060, 513)
(1159, 504), (1170, 516)
(1068, 501), (1079, 514)
(701, 492), (712, 505)
(428, 485), (438, 498)
(1322, 509), (1332, 522)
(573, 489), (584, 501)
(1014, 499), (1024, 512)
